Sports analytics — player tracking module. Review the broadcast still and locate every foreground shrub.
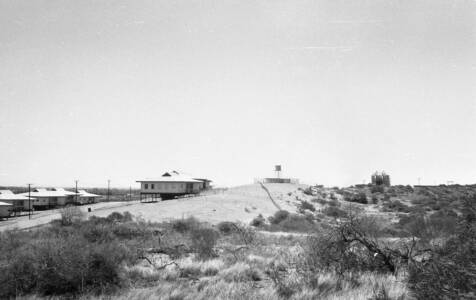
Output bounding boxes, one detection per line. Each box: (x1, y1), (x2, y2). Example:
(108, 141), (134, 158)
(408, 199), (476, 299)
(0, 232), (133, 297)
(60, 206), (84, 226)
(190, 227), (219, 260)
(106, 211), (133, 223)
(170, 217), (201, 233)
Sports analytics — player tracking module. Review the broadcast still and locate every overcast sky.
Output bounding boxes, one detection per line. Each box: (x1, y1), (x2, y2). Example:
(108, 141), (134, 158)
(1, 0), (475, 188)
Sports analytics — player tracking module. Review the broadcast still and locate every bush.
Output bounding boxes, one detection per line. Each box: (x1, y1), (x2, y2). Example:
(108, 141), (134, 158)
(371, 185), (385, 194)
(408, 199), (476, 298)
(383, 200), (410, 213)
(217, 221), (236, 235)
(371, 196), (378, 204)
(277, 214), (316, 232)
(269, 210), (290, 224)
(60, 206), (84, 226)
(190, 227), (219, 260)
(171, 217), (201, 233)
(250, 214), (266, 227)
(106, 211), (133, 223)
(298, 201), (316, 212)
(344, 192), (368, 204)
(322, 206), (347, 219)
(0, 230), (134, 297)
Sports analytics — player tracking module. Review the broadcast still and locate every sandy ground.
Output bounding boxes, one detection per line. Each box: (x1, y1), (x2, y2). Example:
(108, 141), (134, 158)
(0, 183), (308, 231)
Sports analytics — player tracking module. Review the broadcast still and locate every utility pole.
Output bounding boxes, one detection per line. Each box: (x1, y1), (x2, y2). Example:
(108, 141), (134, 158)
(75, 180), (78, 204)
(107, 179), (110, 202)
(28, 183), (32, 219)
(129, 186), (132, 201)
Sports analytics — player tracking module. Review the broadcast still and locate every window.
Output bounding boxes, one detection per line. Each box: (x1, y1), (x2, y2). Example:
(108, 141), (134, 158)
(144, 183), (148, 189)
(151, 184), (155, 189)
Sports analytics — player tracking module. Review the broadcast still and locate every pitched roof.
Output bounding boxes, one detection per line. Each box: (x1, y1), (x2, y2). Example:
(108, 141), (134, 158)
(78, 190), (101, 197)
(0, 201), (12, 206)
(19, 188), (77, 198)
(0, 190), (32, 201)
(137, 171), (202, 183)
(193, 178), (213, 182)
(52, 187), (78, 196)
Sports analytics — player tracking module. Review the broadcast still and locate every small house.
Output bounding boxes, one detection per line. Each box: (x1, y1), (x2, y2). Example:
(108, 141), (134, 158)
(20, 188), (77, 209)
(77, 190), (101, 204)
(0, 190), (33, 211)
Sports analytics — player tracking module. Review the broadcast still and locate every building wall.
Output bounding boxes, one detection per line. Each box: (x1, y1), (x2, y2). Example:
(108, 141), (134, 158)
(32, 197), (67, 207)
(141, 182), (201, 194)
(0, 206), (10, 217)
(78, 196), (97, 204)
(2, 200), (31, 210)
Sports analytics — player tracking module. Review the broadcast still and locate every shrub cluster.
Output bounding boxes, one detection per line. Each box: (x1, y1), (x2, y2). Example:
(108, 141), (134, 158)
(261, 210), (316, 232)
(344, 192), (368, 204)
(298, 200), (316, 212)
(408, 199), (476, 298)
(322, 206), (347, 219)
(382, 200), (411, 213)
(250, 214), (266, 227)
(0, 212), (140, 298)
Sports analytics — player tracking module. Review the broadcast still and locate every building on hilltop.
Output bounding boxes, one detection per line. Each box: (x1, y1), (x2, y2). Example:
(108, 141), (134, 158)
(255, 165), (299, 184)
(136, 171), (212, 201)
(371, 171), (391, 186)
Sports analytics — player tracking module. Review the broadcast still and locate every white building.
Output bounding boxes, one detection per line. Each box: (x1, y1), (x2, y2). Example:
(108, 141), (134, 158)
(77, 190), (101, 204)
(0, 190), (33, 211)
(20, 188), (77, 209)
(136, 171), (212, 200)
(0, 201), (12, 218)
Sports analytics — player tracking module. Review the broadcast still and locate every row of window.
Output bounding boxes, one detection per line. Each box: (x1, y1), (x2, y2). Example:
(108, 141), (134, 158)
(144, 183), (190, 190)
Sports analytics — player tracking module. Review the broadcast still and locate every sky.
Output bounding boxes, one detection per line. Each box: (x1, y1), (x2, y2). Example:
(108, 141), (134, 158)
(0, 0), (475, 188)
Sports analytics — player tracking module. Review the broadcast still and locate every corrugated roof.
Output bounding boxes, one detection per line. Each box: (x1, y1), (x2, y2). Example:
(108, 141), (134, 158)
(193, 178), (213, 182)
(19, 188), (76, 198)
(0, 190), (32, 201)
(137, 171), (202, 183)
(52, 187), (78, 196)
(78, 190), (101, 197)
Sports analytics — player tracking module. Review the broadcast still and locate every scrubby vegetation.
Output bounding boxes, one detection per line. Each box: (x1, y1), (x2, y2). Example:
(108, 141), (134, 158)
(250, 210), (318, 233)
(343, 192), (368, 204)
(2, 185), (476, 299)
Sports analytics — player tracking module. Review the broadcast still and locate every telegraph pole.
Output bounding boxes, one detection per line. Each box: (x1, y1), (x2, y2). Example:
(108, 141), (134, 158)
(75, 180), (78, 204)
(28, 183), (32, 219)
(107, 179), (110, 202)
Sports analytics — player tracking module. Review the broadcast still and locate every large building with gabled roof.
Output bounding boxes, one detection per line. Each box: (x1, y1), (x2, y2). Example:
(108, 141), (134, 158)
(136, 171), (212, 200)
